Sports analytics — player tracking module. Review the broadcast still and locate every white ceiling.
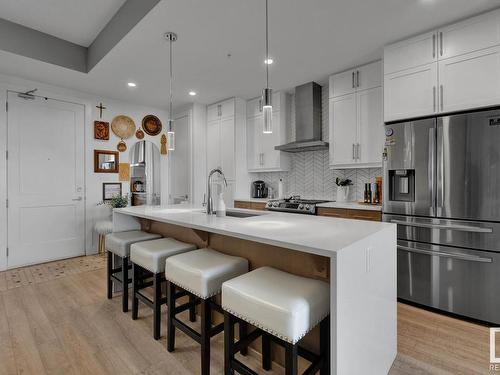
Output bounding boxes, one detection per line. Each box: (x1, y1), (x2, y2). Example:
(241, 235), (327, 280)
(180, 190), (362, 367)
(0, 0), (126, 46)
(0, 0), (498, 110)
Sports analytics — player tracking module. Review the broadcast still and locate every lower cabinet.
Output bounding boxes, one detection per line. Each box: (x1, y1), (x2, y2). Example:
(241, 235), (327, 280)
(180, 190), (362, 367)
(234, 200), (267, 211)
(317, 207), (381, 221)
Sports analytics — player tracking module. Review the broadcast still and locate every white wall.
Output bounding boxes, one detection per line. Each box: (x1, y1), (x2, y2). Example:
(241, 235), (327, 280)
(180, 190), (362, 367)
(0, 73), (170, 270)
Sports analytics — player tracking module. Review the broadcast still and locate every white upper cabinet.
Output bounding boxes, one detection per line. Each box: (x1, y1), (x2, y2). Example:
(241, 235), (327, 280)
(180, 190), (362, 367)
(384, 31), (437, 75)
(206, 98), (241, 181)
(329, 69), (356, 98)
(207, 98), (235, 122)
(329, 60), (384, 168)
(356, 61), (383, 91)
(440, 9), (500, 59)
(439, 45), (500, 113)
(329, 61), (381, 98)
(357, 87), (384, 165)
(384, 8), (500, 122)
(246, 92), (290, 172)
(330, 94), (357, 166)
(384, 63), (438, 122)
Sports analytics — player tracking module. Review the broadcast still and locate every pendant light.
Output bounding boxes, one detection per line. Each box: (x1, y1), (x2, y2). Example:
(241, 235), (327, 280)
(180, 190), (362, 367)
(165, 32), (177, 151)
(262, 0), (273, 134)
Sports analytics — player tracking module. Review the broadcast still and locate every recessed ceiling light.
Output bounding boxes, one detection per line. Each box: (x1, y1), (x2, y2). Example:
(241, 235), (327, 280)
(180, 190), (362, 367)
(127, 82), (137, 87)
(264, 58), (273, 65)
(189, 91), (197, 96)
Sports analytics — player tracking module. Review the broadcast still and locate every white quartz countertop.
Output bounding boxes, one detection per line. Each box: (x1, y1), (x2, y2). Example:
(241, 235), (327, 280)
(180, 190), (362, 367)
(316, 201), (382, 211)
(114, 205), (393, 258)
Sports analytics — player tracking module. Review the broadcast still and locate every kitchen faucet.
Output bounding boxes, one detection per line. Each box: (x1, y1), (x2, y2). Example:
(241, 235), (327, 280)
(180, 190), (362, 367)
(206, 167), (228, 215)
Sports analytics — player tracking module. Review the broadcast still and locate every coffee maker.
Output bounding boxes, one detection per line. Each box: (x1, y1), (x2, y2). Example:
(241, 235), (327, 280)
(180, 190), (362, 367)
(251, 180), (268, 198)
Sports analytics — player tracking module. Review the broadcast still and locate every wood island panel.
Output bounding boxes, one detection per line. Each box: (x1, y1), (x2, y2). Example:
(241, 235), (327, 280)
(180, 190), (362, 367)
(318, 207), (382, 221)
(234, 200), (267, 211)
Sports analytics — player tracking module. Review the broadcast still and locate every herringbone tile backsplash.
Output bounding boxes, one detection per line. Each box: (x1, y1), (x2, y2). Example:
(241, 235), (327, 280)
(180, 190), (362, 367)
(253, 84), (382, 202)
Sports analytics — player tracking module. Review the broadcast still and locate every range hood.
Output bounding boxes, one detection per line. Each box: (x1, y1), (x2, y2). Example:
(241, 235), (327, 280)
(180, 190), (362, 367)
(275, 81), (329, 153)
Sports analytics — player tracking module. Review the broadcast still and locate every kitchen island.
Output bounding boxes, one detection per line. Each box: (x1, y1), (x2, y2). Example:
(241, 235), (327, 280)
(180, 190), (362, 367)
(113, 205), (397, 375)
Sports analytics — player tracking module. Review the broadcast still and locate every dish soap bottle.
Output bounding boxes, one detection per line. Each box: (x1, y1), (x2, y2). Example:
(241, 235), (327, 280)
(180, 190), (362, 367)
(278, 178), (284, 199)
(216, 192), (226, 217)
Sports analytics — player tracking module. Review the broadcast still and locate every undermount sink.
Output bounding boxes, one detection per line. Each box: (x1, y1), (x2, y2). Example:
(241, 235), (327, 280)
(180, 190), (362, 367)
(197, 209), (264, 218)
(223, 210), (262, 218)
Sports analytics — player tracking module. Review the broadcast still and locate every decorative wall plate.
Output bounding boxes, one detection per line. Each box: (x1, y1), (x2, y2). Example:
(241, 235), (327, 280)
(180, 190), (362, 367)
(117, 140), (127, 152)
(111, 115), (136, 139)
(142, 115), (162, 136)
(94, 121), (109, 140)
(135, 129), (145, 139)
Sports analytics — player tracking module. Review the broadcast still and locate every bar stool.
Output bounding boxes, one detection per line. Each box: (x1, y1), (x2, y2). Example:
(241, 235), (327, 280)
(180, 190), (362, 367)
(130, 238), (197, 339)
(106, 230), (162, 312)
(222, 267), (330, 375)
(165, 248), (249, 375)
(94, 220), (113, 255)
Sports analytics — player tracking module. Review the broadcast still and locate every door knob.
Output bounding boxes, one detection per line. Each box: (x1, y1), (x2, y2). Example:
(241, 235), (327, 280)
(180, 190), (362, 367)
(72, 197), (83, 201)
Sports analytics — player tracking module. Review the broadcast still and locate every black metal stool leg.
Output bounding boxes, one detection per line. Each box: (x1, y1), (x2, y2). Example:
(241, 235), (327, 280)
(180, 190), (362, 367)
(153, 272), (162, 340)
(107, 251), (113, 299)
(239, 321), (248, 356)
(285, 343), (298, 375)
(131, 263), (139, 320)
(320, 317), (330, 375)
(224, 312), (235, 375)
(189, 294), (197, 322)
(200, 299), (211, 375)
(122, 256), (129, 313)
(262, 332), (272, 370)
(167, 280), (176, 352)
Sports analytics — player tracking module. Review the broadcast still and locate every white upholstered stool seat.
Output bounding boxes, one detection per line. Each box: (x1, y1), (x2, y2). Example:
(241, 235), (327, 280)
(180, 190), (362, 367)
(165, 248), (248, 299)
(94, 220), (113, 235)
(130, 238), (197, 273)
(106, 230), (162, 258)
(222, 266), (330, 344)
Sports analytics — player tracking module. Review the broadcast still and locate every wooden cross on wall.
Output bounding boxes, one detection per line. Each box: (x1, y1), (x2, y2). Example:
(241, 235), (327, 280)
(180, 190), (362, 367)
(96, 102), (106, 119)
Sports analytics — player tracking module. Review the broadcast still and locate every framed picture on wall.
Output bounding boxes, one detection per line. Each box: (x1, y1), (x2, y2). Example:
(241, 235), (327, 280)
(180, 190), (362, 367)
(103, 182), (122, 201)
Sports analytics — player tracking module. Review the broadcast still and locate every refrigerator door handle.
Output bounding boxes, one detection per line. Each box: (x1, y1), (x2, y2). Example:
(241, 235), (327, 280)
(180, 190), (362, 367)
(397, 245), (492, 263)
(390, 219), (493, 233)
(436, 121), (444, 213)
(428, 128), (436, 214)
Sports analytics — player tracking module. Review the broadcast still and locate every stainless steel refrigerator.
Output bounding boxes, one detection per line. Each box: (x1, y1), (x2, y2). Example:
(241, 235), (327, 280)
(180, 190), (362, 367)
(383, 108), (500, 324)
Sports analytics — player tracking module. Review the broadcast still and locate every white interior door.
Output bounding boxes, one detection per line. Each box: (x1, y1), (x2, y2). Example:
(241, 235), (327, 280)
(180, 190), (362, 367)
(169, 113), (191, 204)
(7, 92), (85, 268)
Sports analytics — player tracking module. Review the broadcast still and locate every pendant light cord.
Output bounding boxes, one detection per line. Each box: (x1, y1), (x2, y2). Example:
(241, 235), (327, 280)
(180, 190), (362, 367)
(265, 0), (269, 89)
(169, 38), (173, 132)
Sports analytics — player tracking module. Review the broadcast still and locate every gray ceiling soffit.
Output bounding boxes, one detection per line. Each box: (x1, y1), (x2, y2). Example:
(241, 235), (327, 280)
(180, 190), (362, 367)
(0, 18), (87, 72)
(87, 0), (162, 71)
(0, 0), (161, 74)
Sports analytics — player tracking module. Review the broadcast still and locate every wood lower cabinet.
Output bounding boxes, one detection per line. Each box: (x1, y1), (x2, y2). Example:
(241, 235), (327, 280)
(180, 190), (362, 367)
(317, 207), (381, 221)
(234, 200), (267, 211)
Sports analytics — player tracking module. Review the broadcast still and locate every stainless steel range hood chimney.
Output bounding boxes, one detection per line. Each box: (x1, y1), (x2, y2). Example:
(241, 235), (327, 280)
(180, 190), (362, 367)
(275, 82), (328, 153)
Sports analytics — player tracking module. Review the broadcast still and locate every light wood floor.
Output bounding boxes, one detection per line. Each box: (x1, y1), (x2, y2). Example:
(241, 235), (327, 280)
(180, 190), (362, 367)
(0, 256), (495, 375)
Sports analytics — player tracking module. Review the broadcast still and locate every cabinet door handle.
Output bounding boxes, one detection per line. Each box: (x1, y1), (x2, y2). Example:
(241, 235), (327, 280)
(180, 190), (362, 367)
(352, 144), (356, 160)
(258, 99), (262, 112)
(356, 143), (360, 160)
(439, 32), (443, 56)
(356, 70), (360, 88)
(432, 34), (436, 58)
(352, 72), (355, 88)
(440, 85), (444, 111)
(433, 86), (436, 112)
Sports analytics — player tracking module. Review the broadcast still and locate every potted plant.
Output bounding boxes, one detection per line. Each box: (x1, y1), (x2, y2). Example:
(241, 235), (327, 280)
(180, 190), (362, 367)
(98, 194), (129, 211)
(335, 178), (352, 202)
